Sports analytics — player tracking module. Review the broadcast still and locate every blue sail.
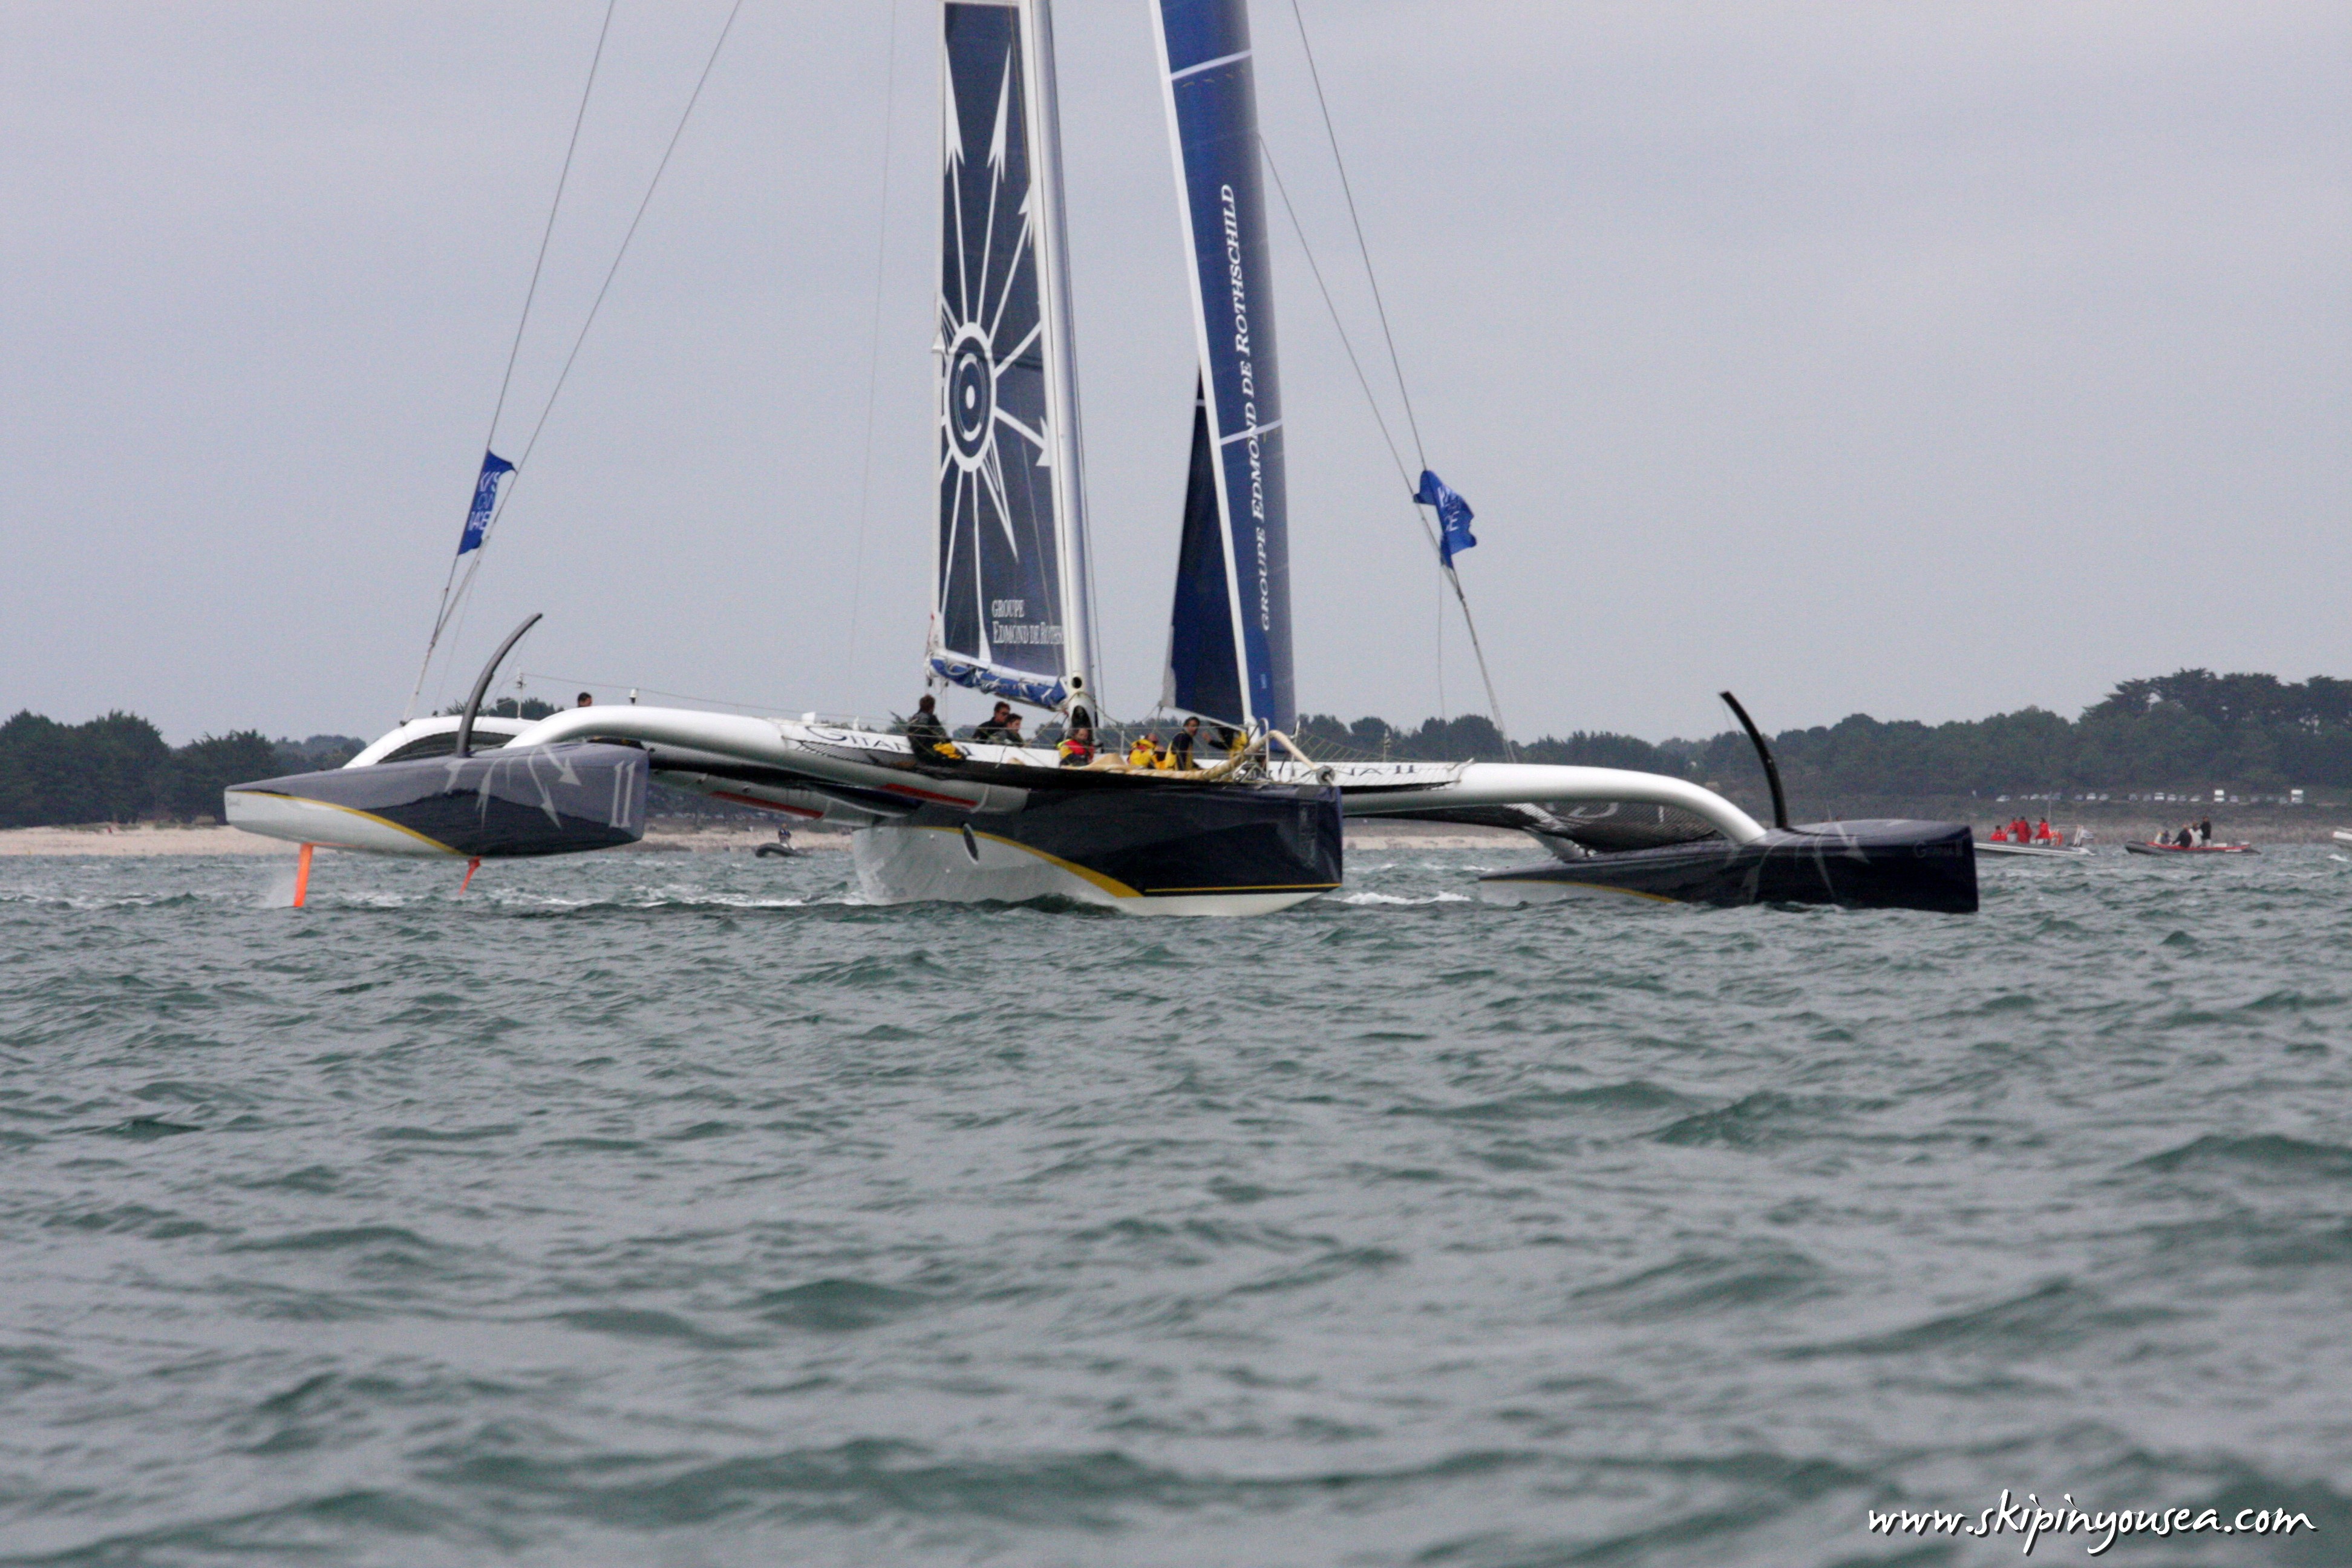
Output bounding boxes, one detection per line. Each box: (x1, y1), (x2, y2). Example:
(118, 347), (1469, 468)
(933, 2), (1077, 710)
(1163, 379), (1242, 722)
(1152, 0), (1293, 733)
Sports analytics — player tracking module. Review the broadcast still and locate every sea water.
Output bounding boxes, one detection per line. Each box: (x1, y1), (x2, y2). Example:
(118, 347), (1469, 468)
(1, 847), (2347, 1566)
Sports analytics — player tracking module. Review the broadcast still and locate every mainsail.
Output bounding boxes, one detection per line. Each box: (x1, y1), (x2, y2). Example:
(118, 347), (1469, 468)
(932, 0), (1096, 714)
(1152, 0), (1293, 733)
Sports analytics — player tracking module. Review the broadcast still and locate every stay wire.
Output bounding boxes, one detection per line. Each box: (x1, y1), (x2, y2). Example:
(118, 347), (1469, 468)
(1288, 0), (1513, 758)
(500, 0), (745, 487)
(1259, 135), (1415, 502)
(1264, 131), (1512, 756)
(439, 0), (747, 706)
(405, 0), (618, 722)
(488, 0), (618, 452)
(846, 0), (902, 693)
(1289, 0), (1423, 471)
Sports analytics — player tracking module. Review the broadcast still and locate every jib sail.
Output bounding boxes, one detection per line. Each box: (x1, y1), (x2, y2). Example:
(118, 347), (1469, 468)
(1152, 0), (1293, 733)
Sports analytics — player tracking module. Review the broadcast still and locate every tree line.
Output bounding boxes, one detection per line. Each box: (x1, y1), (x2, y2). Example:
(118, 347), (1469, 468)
(0, 714), (367, 829)
(1296, 670), (2352, 802)
(6, 669), (2345, 828)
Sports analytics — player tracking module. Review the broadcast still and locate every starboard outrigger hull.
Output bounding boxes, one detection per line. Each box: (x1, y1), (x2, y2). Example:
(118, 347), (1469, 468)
(1477, 819), (1978, 912)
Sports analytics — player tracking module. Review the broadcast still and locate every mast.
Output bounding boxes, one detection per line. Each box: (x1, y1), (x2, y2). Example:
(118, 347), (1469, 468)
(1021, 0), (1099, 718)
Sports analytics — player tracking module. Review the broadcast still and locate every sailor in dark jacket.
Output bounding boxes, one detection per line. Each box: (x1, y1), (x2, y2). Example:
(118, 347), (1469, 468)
(970, 702), (1017, 742)
(904, 695), (948, 746)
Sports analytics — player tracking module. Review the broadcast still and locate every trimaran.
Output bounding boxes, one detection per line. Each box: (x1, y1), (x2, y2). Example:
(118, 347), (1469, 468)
(224, 0), (1976, 916)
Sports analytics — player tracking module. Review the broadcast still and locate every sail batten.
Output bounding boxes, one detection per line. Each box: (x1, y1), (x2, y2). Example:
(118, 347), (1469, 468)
(1152, 0), (1294, 733)
(931, 0), (1094, 714)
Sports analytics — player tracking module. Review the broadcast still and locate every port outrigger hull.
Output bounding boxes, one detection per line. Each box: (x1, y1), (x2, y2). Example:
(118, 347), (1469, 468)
(223, 743), (649, 858)
(1477, 819), (1979, 912)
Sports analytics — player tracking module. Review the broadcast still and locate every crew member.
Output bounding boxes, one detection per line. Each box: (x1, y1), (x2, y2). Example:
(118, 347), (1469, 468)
(1168, 716), (1201, 770)
(576, 691), (594, 708)
(971, 702), (1016, 742)
(1001, 712), (1025, 748)
(2197, 817), (2213, 846)
(904, 695), (948, 748)
(1129, 733), (1162, 769)
(1058, 725), (1095, 766)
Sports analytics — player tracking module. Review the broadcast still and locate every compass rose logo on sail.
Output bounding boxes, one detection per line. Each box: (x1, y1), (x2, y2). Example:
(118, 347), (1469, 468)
(935, 22), (1061, 675)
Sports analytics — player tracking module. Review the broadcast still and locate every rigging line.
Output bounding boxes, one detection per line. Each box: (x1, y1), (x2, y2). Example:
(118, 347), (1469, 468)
(449, 0), (747, 639)
(1259, 134), (1414, 501)
(845, 0), (901, 690)
(1269, 129), (1496, 748)
(517, 672), (795, 714)
(1446, 563), (1517, 760)
(403, 0), (618, 725)
(1286, 2), (1513, 759)
(1288, 0), (1423, 470)
(489, 0), (619, 449)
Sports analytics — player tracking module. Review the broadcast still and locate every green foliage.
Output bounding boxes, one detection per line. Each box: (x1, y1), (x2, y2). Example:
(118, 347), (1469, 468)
(272, 734), (367, 773)
(1520, 731), (1674, 773)
(0, 710), (171, 826)
(435, 697), (562, 720)
(0, 713), (289, 826)
(158, 732), (280, 822)
(4, 670), (2345, 830)
(1746, 671), (2352, 797)
(1298, 670), (2352, 798)
(1295, 713), (1512, 761)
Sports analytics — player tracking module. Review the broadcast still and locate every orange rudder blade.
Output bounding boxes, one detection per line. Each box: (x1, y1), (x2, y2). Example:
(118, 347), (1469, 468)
(460, 857), (481, 894)
(293, 843), (313, 908)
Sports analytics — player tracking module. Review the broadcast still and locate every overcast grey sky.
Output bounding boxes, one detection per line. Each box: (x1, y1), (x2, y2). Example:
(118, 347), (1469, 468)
(3, 1), (2345, 745)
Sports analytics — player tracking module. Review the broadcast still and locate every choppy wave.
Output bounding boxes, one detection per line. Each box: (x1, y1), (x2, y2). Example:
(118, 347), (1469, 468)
(2, 846), (2348, 1566)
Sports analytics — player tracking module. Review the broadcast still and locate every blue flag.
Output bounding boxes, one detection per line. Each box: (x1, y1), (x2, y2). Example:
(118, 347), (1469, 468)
(1416, 469), (1477, 566)
(457, 451), (515, 555)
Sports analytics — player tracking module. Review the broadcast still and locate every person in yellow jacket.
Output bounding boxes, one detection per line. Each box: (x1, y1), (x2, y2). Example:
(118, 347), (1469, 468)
(1167, 716), (1202, 769)
(1128, 733), (1163, 769)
